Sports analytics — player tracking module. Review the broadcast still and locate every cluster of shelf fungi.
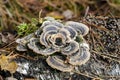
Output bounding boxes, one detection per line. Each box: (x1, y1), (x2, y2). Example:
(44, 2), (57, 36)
(16, 17), (90, 72)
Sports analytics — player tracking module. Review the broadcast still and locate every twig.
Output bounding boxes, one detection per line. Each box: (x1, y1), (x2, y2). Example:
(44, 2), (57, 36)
(91, 50), (120, 63)
(72, 70), (99, 79)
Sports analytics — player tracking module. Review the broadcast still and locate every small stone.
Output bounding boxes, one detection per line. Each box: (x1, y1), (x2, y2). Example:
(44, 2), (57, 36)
(62, 10), (73, 19)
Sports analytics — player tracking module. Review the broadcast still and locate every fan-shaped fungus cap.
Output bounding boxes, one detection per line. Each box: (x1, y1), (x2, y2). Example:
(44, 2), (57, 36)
(50, 33), (66, 47)
(65, 21), (89, 36)
(16, 44), (27, 51)
(40, 30), (57, 47)
(69, 43), (90, 65)
(59, 28), (71, 42)
(16, 33), (34, 51)
(16, 33), (34, 45)
(59, 28), (70, 36)
(79, 42), (90, 50)
(61, 41), (79, 55)
(46, 56), (74, 72)
(64, 26), (77, 39)
(27, 38), (57, 56)
(41, 20), (64, 28)
(40, 27), (71, 48)
(43, 25), (59, 32)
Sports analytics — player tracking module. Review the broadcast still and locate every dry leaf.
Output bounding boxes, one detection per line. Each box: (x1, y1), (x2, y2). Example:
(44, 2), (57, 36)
(0, 32), (15, 44)
(47, 12), (64, 19)
(0, 55), (18, 73)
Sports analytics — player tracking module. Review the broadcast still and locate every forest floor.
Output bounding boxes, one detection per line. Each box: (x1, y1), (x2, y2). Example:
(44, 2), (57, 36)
(0, 0), (120, 80)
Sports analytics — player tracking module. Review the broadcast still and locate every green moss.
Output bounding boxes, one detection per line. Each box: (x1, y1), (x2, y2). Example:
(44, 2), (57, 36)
(17, 18), (39, 36)
(75, 35), (84, 43)
(113, 0), (120, 4)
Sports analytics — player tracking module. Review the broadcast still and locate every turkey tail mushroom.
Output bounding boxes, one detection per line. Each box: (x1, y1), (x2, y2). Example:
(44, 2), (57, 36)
(27, 38), (57, 56)
(64, 26), (77, 40)
(40, 30), (57, 47)
(46, 56), (74, 72)
(16, 33), (34, 51)
(41, 20), (64, 28)
(65, 21), (89, 36)
(69, 43), (90, 65)
(61, 41), (79, 55)
(69, 48), (90, 65)
(16, 33), (34, 45)
(16, 44), (27, 51)
(15, 17), (91, 72)
(43, 25), (59, 32)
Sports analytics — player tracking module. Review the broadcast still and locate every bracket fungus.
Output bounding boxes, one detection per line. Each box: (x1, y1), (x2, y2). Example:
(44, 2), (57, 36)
(65, 21), (89, 36)
(16, 17), (90, 72)
(46, 56), (74, 72)
(69, 43), (90, 65)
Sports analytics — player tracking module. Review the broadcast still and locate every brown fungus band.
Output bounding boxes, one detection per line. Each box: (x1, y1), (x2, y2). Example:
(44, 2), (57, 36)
(27, 38), (58, 56)
(65, 21), (89, 36)
(46, 56), (74, 72)
(69, 43), (90, 65)
(61, 41), (79, 55)
(16, 17), (90, 72)
(16, 33), (34, 51)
